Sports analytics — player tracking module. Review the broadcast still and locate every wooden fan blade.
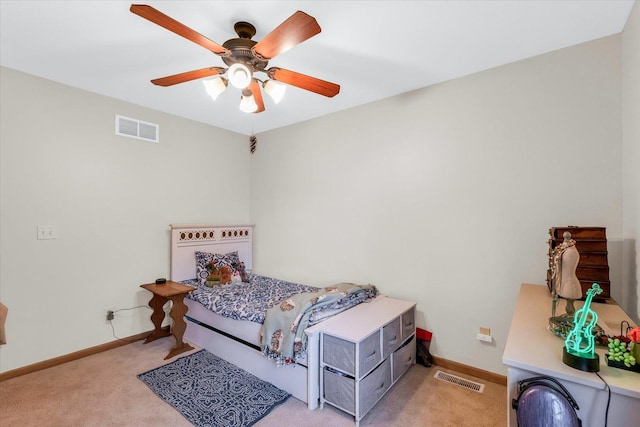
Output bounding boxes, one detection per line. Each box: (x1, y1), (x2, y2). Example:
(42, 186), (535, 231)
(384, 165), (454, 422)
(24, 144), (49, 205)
(267, 67), (340, 98)
(130, 4), (230, 55)
(253, 11), (321, 59)
(151, 67), (226, 87)
(249, 79), (265, 113)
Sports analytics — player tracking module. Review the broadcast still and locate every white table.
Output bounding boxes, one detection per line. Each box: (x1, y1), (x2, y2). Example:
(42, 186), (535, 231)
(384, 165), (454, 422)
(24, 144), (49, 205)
(502, 283), (640, 427)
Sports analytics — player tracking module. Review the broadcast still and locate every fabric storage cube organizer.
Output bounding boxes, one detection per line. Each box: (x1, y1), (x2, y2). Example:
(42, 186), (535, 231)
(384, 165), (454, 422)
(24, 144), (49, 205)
(319, 296), (416, 426)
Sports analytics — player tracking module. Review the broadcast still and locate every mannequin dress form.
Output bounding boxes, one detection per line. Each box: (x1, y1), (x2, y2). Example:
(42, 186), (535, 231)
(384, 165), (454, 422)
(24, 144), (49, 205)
(557, 233), (582, 315)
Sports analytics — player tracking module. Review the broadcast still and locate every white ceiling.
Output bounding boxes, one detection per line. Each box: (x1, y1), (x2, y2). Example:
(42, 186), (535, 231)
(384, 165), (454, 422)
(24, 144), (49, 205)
(0, 1), (634, 136)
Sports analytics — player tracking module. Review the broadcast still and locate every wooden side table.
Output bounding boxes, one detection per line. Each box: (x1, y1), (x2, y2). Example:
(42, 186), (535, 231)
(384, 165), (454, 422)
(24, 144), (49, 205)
(140, 280), (195, 359)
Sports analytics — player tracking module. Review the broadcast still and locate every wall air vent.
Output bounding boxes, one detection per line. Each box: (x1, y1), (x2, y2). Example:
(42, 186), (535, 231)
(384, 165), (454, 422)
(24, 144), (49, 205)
(115, 115), (159, 143)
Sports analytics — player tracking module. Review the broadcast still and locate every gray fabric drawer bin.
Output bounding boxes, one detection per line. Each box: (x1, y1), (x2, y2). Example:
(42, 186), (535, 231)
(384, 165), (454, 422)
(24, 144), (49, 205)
(323, 358), (392, 419)
(382, 317), (401, 358)
(357, 331), (382, 377)
(392, 336), (416, 382)
(401, 308), (415, 341)
(360, 358), (392, 416)
(323, 331), (381, 378)
(323, 368), (356, 415)
(323, 335), (356, 376)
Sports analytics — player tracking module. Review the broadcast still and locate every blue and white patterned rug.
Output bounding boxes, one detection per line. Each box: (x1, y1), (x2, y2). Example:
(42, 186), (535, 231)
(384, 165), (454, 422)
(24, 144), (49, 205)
(138, 350), (290, 427)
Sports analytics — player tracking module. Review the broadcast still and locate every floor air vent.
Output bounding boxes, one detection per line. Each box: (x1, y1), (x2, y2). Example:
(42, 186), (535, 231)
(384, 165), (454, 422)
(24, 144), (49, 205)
(434, 370), (485, 393)
(115, 115), (159, 143)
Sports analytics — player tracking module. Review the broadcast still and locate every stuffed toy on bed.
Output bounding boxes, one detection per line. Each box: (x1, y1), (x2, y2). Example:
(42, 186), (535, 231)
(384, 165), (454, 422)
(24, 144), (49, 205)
(231, 270), (242, 283)
(205, 262), (221, 287)
(233, 261), (249, 283)
(219, 265), (232, 285)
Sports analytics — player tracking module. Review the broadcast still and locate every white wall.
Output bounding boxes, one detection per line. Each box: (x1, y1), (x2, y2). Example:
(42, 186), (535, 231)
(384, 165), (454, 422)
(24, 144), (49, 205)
(622, 1), (640, 322)
(251, 35), (623, 375)
(0, 67), (250, 373)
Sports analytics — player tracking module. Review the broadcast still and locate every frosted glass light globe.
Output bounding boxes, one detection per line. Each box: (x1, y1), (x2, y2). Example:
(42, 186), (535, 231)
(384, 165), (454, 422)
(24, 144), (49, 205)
(228, 63), (252, 89)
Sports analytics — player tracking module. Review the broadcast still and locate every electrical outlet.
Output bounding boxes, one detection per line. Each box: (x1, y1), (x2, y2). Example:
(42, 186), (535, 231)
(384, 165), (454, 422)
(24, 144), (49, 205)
(477, 326), (492, 342)
(477, 333), (493, 342)
(37, 225), (57, 240)
(106, 310), (114, 321)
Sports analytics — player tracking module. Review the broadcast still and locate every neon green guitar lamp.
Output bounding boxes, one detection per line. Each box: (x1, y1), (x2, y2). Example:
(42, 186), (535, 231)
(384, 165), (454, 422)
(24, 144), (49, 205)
(563, 283), (602, 372)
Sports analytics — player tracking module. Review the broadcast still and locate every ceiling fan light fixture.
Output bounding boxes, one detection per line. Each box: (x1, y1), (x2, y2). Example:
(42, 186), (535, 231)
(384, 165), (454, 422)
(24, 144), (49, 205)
(131, 6), (340, 113)
(228, 63), (252, 89)
(263, 80), (286, 104)
(239, 90), (258, 113)
(202, 77), (228, 100)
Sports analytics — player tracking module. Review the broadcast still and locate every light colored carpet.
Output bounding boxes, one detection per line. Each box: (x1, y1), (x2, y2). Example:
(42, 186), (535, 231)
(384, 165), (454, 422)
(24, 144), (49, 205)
(0, 337), (506, 426)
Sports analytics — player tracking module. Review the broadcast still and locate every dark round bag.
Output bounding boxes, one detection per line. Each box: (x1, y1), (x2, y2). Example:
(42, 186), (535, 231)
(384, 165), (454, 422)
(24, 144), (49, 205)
(511, 376), (582, 427)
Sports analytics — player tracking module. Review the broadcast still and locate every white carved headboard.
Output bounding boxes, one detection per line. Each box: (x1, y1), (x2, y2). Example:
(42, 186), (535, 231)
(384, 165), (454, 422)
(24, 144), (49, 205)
(170, 224), (254, 282)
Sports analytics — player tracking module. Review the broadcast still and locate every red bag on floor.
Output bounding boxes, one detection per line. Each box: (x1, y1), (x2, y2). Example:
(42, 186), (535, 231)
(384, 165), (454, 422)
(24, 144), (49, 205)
(416, 328), (433, 367)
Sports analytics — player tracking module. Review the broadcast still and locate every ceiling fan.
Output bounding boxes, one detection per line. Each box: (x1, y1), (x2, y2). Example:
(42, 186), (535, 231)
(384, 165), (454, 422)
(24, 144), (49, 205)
(130, 4), (341, 113)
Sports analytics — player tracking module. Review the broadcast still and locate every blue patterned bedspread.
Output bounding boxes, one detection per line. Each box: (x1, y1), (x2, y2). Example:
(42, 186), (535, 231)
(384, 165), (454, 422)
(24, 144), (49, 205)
(184, 275), (318, 324)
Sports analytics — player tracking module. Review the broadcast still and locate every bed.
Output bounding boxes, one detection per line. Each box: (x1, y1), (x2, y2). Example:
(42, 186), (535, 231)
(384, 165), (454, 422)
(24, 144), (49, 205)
(169, 224), (377, 409)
